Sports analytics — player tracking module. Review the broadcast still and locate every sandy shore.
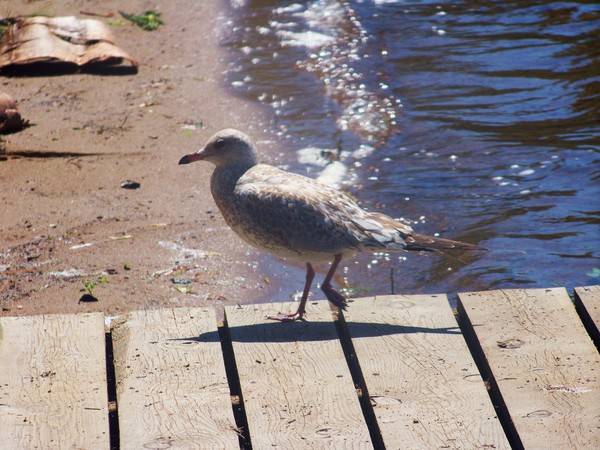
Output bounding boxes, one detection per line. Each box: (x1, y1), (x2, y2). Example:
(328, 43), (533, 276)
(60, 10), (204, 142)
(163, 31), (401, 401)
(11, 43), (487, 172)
(0, 0), (283, 316)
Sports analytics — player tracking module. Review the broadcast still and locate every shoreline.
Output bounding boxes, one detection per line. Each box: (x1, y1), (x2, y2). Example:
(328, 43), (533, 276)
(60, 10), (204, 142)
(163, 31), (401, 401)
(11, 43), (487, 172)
(0, 0), (284, 317)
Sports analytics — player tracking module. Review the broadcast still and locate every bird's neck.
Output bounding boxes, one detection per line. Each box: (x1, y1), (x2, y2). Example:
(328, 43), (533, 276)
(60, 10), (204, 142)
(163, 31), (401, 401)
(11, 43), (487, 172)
(210, 163), (251, 200)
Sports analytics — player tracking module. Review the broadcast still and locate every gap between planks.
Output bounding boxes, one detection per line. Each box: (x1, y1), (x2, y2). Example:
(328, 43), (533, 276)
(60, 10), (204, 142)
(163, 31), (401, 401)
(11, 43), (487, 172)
(574, 285), (600, 350)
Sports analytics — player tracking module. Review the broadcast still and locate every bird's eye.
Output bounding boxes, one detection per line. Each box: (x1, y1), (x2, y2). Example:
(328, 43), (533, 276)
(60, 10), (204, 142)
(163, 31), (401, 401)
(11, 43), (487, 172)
(214, 139), (225, 149)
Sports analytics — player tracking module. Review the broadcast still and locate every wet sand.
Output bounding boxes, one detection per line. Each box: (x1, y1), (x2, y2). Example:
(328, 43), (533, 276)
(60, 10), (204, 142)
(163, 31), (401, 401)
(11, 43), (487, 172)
(0, 0), (279, 316)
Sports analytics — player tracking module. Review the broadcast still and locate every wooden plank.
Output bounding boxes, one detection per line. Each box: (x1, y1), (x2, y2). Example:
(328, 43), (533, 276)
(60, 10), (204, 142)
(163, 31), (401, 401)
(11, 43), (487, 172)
(0, 313), (109, 449)
(225, 301), (372, 449)
(344, 294), (510, 449)
(111, 307), (238, 450)
(574, 285), (600, 347)
(458, 288), (600, 449)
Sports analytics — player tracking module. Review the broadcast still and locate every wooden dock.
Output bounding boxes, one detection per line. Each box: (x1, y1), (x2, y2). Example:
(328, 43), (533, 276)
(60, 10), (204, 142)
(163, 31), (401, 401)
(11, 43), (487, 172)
(1, 286), (598, 449)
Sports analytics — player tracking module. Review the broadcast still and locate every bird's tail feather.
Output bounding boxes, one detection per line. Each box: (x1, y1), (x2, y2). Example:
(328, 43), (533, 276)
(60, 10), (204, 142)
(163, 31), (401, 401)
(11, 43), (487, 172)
(358, 211), (487, 254)
(405, 233), (487, 253)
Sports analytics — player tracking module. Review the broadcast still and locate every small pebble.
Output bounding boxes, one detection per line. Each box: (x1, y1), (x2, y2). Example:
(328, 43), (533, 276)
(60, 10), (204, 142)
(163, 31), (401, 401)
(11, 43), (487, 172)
(121, 180), (141, 189)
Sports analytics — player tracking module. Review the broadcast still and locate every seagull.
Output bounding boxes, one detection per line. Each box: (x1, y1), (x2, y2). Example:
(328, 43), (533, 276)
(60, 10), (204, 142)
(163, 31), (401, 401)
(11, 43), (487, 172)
(179, 129), (485, 321)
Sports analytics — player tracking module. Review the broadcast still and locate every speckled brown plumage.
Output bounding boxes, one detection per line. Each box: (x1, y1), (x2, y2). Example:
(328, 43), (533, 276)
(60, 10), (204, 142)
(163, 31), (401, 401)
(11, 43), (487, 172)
(180, 129), (485, 321)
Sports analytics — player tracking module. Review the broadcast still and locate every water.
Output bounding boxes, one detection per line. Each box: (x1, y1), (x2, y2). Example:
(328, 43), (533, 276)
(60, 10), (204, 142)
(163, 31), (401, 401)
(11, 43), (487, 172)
(219, 0), (600, 302)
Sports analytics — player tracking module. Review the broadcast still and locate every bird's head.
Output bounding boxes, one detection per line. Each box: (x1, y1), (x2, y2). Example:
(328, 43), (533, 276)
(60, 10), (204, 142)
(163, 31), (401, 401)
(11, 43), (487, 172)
(179, 128), (259, 169)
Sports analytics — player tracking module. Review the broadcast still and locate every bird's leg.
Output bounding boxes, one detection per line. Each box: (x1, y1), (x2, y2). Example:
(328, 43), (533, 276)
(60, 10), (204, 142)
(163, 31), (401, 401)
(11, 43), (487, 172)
(321, 254), (348, 311)
(268, 262), (315, 322)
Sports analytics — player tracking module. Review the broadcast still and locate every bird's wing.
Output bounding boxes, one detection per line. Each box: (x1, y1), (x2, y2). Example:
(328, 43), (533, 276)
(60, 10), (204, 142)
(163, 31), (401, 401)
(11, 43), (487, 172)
(235, 165), (377, 254)
(351, 212), (414, 250)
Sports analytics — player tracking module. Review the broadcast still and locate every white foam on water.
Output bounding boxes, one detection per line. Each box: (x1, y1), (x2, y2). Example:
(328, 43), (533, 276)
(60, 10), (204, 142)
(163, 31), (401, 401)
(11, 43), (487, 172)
(275, 3), (304, 14)
(297, 146), (333, 167)
(351, 144), (375, 159)
(277, 30), (335, 49)
(518, 169), (535, 176)
(316, 160), (348, 188)
(298, 0), (347, 30)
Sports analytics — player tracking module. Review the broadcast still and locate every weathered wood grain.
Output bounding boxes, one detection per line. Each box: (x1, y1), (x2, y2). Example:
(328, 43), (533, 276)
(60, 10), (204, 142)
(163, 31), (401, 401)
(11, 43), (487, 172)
(344, 294), (510, 449)
(574, 285), (600, 347)
(111, 307), (238, 450)
(225, 301), (372, 449)
(0, 313), (109, 449)
(458, 288), (600, 449)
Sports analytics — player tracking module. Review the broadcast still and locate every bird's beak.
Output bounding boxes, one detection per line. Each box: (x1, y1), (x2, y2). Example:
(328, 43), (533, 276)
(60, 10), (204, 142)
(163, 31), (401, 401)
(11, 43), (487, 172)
(178, 149), (204, 165)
